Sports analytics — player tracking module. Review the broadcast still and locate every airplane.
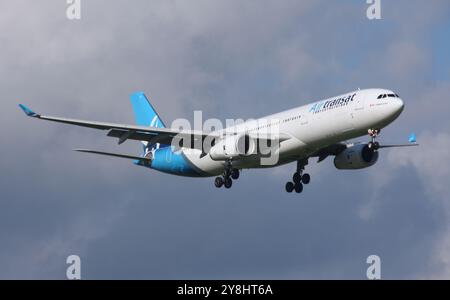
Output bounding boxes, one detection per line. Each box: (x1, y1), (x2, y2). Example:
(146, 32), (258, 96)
(19, 88), (417, 194)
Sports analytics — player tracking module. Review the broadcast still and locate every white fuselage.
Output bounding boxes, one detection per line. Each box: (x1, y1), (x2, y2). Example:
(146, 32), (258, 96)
(182, 88), (404, 176)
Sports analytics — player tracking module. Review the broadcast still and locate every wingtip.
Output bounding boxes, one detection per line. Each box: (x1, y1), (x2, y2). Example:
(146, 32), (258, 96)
(18, 104), (39, 117)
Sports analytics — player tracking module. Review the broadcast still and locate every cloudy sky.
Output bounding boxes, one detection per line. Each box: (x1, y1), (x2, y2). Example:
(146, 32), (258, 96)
(1, 0), (450, 279)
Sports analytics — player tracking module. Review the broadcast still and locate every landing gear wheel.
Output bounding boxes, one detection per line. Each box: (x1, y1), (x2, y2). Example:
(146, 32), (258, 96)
(294, 182), (303, 193)
(302, 173), (311, 185)
(231, 169), (240, 180)
(214, 177), (224, 188)
(286, 159), (309, 193)
(368, 141), (380, 150)
(293, 173), (302, 184)
(285, 182), (294, 193)
(224, 178), (233, 189)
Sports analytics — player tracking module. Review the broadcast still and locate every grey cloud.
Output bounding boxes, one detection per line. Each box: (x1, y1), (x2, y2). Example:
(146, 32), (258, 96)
(1, 0), (450, 279)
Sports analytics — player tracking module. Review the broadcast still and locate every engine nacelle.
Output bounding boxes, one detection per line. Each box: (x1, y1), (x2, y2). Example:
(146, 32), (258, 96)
(209, 134), (256, 161)
(334, 143), (379, 170)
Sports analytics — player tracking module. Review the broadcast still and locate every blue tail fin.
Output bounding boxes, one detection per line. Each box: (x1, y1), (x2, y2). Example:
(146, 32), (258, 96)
(130, 92), (167, 154)
(130, 92), (166, 128)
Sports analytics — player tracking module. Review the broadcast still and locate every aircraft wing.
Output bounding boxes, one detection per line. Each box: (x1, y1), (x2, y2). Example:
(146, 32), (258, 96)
(18, 104), (218, 147)
(18, 104), (292, 149)
(311, 143), (348, 162)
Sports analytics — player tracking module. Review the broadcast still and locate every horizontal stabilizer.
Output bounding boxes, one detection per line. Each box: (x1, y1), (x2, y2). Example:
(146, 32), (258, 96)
(18, 104), (40, 117)
(379, 133), (419, 148)
(378, 143), (419, 149)
(74, 149), (151, 162)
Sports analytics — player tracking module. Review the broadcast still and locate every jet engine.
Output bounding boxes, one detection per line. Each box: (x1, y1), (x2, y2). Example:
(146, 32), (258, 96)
(334, 143), (379, 170)
(209, 134), (256, 161)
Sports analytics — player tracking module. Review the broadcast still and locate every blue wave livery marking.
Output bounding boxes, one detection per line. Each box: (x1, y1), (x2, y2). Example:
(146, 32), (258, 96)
(138, 146), (208, 177)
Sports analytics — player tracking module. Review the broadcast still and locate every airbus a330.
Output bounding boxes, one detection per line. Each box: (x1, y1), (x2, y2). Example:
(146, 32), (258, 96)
(19, 88), (417, 194)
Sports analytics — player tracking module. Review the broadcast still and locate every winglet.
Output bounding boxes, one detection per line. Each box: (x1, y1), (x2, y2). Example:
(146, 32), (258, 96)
(18, 104), (39, 117)
(408, 132), (417, 144)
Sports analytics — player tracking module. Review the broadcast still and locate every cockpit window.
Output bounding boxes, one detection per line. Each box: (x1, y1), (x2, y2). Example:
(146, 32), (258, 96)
(377, 93), (400, 99)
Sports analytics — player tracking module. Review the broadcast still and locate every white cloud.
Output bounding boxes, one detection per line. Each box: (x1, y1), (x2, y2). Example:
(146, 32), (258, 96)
(360, 131), (450, 278)
(387, 132), (450, 198)
(384, 41), (429, 77)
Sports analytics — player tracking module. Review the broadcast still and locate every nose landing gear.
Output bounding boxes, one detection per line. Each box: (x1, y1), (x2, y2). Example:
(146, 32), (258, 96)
(285, 159), (310, 194)
(214, 159), (240, 189)
(367, 128), (381, 150)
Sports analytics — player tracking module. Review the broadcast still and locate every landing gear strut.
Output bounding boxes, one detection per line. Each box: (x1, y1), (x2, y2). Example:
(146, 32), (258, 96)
(285, 159), (310, 194)
(367, 128), (381, 150)
(214, 159), (240, 189)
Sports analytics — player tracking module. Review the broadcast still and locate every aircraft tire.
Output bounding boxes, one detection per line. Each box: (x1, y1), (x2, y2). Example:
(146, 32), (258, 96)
(294, 182), (303, 193)
(285, 182), (294, 193)
(302, 173), (311, 185)
(214, 177), (224, 188)
(293, 172), (302, 184)
(231, 169), (240, 180)
(224, 178), (233, 189)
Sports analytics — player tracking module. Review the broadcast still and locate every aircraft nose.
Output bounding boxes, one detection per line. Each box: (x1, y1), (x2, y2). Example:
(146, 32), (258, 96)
(395, 98), (404, 113)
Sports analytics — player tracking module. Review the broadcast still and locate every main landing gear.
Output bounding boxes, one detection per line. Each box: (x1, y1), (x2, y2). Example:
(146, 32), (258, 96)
(214, 159), (240, 189)
(285, 159), (311, 194)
